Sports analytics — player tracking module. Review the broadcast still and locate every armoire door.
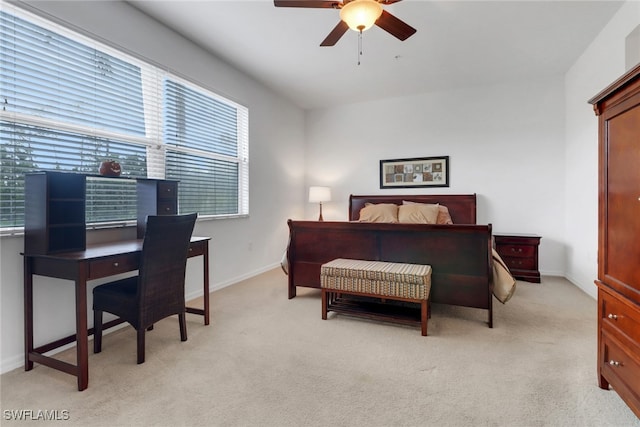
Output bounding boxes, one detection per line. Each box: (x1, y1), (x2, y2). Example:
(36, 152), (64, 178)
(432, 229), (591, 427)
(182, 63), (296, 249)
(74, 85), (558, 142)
(602, 99), (640, 297)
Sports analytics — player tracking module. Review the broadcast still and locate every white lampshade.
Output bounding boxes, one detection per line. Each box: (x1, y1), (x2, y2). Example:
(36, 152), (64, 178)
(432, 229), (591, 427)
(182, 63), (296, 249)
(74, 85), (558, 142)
(339, 0), (383, 32)
(308, 186), (331, 203)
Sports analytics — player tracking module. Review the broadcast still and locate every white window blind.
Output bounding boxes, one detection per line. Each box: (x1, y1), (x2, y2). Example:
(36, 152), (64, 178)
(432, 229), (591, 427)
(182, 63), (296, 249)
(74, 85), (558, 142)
(164, 78), (249, 216)
(0, 5), (249, 230)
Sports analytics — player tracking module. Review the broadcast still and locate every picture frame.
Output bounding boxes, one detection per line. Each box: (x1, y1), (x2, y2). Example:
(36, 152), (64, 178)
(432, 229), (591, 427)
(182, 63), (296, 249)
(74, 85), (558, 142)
(380, 156), (449, 189)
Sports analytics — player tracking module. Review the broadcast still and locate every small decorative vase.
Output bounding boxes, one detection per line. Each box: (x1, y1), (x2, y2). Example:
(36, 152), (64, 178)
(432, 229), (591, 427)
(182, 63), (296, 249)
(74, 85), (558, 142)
(99, 160), (122, 177)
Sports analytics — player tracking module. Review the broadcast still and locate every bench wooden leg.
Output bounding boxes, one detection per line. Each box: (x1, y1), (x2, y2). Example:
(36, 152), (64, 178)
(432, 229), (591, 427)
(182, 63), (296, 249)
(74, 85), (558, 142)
(421, 299), (428, 336)
(321, 289), (328, 320)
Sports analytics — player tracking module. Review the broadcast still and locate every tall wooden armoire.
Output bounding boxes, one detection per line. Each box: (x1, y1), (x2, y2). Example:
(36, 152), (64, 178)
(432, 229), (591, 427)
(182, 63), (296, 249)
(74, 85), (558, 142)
(589, 63), (640, 418)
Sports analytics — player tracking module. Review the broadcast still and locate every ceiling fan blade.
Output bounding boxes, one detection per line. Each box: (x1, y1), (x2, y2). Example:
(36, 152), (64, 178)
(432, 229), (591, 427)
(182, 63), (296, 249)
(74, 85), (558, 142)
(375, 9), (416, 41)
(274, 0), (340, 8)
(320, 21), (349, 46)
(379, 0), (403, 4)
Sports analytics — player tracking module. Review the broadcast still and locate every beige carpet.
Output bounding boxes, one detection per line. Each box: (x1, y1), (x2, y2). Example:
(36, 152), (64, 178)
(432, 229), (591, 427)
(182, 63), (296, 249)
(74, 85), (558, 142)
(1, 269), (639, 427)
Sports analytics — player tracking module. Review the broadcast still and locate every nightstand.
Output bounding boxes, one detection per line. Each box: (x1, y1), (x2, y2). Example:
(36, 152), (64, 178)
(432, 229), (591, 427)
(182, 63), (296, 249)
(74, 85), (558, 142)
(493, 233), (541, 283)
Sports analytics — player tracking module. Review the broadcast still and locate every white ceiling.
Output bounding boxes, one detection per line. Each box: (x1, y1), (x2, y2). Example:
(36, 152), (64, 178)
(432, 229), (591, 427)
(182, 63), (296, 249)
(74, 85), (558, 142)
(128, 0), (624, 110)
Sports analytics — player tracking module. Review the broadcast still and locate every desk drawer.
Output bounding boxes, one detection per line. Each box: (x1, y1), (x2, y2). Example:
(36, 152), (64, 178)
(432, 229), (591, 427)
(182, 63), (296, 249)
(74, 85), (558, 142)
(88, 254), (139, 279)
(188, 240), (207, 257)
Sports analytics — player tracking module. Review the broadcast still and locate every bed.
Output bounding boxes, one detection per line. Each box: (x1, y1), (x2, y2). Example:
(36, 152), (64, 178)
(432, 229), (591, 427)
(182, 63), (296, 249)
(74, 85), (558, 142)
(285, 194), (515, 327)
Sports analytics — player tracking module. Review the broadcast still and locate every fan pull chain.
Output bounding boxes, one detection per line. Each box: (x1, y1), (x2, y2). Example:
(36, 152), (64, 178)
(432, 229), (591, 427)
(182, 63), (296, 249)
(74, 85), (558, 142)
(358, 29), (363, 65)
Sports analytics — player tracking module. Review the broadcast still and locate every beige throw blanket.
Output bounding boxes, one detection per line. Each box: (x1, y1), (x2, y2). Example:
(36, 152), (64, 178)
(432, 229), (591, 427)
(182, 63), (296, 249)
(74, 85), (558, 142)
(492, 248), (517, 303)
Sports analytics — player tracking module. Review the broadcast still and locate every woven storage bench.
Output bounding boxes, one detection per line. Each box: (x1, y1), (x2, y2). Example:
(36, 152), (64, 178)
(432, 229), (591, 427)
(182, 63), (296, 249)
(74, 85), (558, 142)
(320, 258), (432, 336)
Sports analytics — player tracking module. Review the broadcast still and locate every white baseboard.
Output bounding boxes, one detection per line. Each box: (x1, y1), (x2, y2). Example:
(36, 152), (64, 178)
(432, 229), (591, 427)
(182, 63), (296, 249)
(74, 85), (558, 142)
(184, 262), (280, 301)
(563, 273), (597, 300)
(1, 321), (129, 375)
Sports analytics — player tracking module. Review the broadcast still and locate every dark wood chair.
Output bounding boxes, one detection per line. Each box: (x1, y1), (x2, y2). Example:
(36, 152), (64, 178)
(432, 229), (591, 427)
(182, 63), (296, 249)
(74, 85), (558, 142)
(93, 213), (197, 364)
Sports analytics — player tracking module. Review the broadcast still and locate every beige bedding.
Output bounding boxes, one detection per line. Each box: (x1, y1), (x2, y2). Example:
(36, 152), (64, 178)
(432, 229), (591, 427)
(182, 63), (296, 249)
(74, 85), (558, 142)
(491, 249), (516, 303)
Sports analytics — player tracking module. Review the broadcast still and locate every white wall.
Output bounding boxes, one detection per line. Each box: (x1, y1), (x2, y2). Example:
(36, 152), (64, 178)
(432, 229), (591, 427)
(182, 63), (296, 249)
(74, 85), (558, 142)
(0, 1), (306, 373)
(564, 1), (640, 298)
(305, 78), (567, 276)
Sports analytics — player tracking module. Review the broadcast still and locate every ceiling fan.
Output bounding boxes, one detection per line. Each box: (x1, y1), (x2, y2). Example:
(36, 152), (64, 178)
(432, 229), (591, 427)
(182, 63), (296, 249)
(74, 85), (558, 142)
(273, 0), (417, 47)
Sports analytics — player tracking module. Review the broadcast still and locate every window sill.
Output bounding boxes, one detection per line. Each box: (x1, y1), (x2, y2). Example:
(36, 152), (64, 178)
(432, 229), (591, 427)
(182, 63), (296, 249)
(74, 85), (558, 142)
(0, 214), (248, 237)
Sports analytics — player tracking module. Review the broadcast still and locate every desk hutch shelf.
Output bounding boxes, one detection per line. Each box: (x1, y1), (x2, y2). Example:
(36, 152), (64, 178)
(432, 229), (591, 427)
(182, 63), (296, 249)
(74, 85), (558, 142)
(24, 171), (178, 255)
(25, 172), (86, 254)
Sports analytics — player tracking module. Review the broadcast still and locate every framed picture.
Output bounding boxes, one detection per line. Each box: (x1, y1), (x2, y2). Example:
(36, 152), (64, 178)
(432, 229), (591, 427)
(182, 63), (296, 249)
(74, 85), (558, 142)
(380, 156), (449, 188)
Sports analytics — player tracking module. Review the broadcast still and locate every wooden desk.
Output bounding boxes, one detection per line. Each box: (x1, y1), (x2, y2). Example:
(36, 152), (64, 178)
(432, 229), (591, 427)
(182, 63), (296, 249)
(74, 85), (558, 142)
(23, 236), (211, 391)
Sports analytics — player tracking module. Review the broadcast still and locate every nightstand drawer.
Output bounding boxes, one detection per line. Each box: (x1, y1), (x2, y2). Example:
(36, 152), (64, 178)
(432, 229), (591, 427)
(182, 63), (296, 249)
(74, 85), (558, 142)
(496, 244), (535, 258)
(503, 256), (535, 271)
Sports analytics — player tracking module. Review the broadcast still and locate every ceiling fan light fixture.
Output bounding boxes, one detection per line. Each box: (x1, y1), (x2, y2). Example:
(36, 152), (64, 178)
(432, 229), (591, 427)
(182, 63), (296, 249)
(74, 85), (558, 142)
(339, 0), (383, 32)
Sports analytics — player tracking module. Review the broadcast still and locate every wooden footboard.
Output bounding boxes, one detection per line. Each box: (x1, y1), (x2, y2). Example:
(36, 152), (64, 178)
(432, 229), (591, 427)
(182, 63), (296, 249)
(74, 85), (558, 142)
(286, 220), (494, 327)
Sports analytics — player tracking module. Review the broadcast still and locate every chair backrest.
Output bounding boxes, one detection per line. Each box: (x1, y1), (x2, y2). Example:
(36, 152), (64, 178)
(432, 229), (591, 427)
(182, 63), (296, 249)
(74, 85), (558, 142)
(137, 213), (197, 326)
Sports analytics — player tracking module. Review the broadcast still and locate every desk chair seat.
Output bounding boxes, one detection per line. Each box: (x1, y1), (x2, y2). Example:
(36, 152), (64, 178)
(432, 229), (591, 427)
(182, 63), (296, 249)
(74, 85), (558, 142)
(93, 213), (197, 364)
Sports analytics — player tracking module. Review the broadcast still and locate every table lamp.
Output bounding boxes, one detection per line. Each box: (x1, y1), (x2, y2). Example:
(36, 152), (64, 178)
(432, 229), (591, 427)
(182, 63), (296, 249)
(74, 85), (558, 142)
(308, 186), (331, 221)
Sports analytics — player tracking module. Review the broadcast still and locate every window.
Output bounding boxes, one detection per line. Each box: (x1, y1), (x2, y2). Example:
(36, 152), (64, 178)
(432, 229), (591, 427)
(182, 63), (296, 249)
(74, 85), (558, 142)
(0, 6), (249, 230)
(164, 78), (249, 217)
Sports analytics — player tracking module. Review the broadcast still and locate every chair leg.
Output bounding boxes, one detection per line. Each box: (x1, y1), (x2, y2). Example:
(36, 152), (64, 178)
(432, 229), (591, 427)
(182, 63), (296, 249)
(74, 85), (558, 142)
(93, 310), (103, 353)
(137, 329), (145, 364)
(179, 313), (187, 342)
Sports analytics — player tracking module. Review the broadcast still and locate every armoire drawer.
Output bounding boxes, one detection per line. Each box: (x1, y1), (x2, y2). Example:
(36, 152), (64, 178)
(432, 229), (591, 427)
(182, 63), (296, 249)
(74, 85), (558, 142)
(600, 288), (640, 348)
(601, 330), (640, 399)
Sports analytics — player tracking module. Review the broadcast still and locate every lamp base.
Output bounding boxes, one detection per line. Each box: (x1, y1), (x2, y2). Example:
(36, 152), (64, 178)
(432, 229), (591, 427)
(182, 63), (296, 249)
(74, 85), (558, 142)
(318, 203), (324, 221)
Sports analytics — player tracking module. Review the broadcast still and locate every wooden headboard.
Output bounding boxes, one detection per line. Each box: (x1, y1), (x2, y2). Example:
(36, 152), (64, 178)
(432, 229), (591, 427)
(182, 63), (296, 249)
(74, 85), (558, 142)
(348, 194), (477, 224)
